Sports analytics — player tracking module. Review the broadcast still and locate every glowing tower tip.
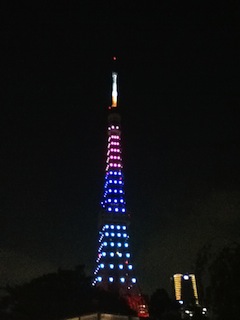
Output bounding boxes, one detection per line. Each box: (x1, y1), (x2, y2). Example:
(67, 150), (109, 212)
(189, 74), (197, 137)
(111, 71), (118, 108)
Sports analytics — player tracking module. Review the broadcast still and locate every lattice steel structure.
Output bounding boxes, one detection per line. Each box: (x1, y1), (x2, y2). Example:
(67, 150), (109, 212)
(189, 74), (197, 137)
(92, 60), (148, 318)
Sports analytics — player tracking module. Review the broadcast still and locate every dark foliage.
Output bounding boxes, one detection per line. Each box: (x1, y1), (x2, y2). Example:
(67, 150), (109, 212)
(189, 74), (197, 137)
(149, 288), (181, 320)
(0, 265), (133, 320)
(195, 242), (240, 320)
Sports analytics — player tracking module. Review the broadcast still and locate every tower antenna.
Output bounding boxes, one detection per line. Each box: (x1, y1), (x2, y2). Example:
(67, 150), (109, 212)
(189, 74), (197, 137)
(93, 61), (149, 318)
(111, 56), (118, 108)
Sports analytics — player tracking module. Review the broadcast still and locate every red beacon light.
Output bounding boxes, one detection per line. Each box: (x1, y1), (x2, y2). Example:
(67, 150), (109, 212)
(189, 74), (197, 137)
(113, 56), (117, 61)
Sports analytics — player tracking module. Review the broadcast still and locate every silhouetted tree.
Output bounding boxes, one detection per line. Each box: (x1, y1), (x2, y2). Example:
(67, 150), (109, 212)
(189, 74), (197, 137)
(93, 288), (135, 316)
(195, 241), (240, 320)
(0, 265), (132, 320)
(149, 288), (181, 320)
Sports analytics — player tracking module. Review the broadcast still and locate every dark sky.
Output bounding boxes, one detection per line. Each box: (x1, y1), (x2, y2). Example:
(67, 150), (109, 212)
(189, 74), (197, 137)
(1, 2), (240, 295)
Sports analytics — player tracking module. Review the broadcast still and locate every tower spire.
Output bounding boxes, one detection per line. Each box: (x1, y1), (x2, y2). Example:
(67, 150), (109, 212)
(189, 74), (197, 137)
(111, 72), (118, 108)
(93, 62), (149, 318)
(110, 56), (118, 109)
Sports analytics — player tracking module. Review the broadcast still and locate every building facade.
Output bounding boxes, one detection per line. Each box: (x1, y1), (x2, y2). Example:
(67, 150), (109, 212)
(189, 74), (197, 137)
(173, 273), (199, 305)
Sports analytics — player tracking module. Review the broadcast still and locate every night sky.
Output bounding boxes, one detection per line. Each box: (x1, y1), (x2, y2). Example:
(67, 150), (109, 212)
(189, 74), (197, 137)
(1, 2), (240, 295)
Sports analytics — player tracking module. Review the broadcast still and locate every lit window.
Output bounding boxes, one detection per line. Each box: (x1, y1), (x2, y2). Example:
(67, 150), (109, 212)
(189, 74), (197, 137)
(100, 264), (104, 268)
(103, 242), (107, 246)
(122, 226), (126, 230)
(126, 253), (130, 258)
(117, 233), (121, 237)
(110, 233), (115, 237)
(119, 265), (123, 269)
(117, 243), (121, 247)
(122, 209), (126, 212)
(117, 225), (120, 230)
(110, 252), (114, 257)
(124, 243), (129, 248)
(109, 264), (114, 269)
(105, 232), (109, 236)
(105, 225), (109, 229)
(132, 278), (136, 283)
(102, 252), (106, 256)
(118, 253), (123, 257)
(123, 234), (127, 237)
(110, 225), (114, 229)
(120, 277), (125, 283)
(110, 242), (114, 247)
(108, 207), (112, 212)
(115, 208), (119, 212)
(128, 265), (133, 270)
(109, 277), (114, 282)
(97, 277), (102, 282)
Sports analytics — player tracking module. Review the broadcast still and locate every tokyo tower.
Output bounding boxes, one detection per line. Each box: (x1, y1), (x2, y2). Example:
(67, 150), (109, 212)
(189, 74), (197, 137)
(92, 58), (149, 318)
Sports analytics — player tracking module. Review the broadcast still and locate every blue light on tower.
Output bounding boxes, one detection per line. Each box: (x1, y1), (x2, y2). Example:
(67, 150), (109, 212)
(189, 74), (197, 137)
(92, 66), (149, 320)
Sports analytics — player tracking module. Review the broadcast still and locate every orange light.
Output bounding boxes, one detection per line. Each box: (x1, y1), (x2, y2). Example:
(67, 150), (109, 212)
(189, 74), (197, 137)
(111, 72), (118, 107)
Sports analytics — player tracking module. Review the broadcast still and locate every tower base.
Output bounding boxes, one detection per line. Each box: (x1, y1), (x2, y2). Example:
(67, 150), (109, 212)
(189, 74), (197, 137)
(126, 295), (149, 318)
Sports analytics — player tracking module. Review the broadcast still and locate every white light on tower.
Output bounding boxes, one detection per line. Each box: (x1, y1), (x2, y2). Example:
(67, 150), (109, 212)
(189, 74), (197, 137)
(112, 72), (118, 107)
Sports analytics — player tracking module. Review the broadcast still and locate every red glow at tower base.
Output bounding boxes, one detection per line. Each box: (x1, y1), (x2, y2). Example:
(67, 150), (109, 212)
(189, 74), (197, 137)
(126, 295), (149, 318)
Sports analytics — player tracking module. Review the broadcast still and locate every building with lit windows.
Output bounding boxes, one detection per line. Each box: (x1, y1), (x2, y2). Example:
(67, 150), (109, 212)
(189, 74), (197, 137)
(92, 60), (148, 318)
(173, 273), (199, 305)
(172, 274), (208, 319)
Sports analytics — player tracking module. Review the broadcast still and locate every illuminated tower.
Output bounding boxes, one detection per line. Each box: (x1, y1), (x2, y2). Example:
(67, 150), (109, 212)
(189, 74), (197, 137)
(92, 59), (148, 318)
